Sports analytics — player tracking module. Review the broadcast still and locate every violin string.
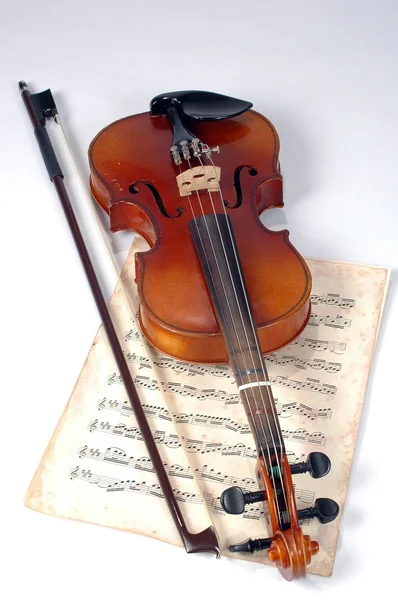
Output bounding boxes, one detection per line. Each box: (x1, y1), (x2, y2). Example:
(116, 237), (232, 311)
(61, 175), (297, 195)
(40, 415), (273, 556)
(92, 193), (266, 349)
(185, 157), (281, 508)
(185, 163), (276, 504)
(200, 151), (286, 484)
(193, 151), (288, 513)
(185, 161), (273, 448)
(205, 153), (286, 469)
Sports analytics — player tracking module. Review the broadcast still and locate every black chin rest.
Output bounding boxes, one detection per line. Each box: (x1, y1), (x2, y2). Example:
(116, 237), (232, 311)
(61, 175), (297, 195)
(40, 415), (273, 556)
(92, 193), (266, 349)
(150, 90), (252, 121)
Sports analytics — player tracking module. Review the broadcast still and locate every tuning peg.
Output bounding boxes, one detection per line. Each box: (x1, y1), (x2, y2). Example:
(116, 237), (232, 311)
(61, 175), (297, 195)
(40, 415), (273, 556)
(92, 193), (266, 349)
(298, 497), (340, 524)
(220, 486), (265, 515)
(290, 452), (331, 479)
(229, 537), (273, 554)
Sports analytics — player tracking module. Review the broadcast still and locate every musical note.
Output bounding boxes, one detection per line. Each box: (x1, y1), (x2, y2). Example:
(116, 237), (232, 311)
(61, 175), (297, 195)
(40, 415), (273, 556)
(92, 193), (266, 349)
(89, 411), (325, 446)
(88, 419), (309, 464)
(68, 466), (235, 516)
(310, 293), (356, 309)
(278, 402), (332, 420)
(101, 401), (252, 433)
(69, 466), (315, 515)
(281, 428), (326, 446)
(292, 337), (347, 354)
(96, 396), (331, 427)
(266, 354), (342, 373)
(106, 373), (337, 398)
(308, 314), (352, 329)
(271, 376), (337, 395)
(185, 438), (259, 458)
(126, 351), (341, 376)
(77, 445), (309, 495)
(125, 306), (356, 355)
(124, 334), (349, 355)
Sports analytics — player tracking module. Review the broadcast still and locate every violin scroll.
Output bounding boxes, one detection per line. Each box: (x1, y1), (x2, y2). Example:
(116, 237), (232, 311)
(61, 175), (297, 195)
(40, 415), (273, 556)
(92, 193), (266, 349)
(223, 453), (339, 581)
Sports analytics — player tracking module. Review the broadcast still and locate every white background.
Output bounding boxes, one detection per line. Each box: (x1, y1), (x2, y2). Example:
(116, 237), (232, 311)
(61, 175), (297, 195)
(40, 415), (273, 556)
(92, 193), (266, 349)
(1, 1), (397, 598)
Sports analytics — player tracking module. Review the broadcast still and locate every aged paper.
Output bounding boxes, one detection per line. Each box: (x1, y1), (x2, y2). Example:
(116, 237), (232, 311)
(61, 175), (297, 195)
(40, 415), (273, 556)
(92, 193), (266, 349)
(25, 238), (389, 576)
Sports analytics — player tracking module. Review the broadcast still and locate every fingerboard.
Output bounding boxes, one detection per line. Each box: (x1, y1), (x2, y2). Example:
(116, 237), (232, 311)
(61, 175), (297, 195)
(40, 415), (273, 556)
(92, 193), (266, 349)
(189, 213), (285, 459)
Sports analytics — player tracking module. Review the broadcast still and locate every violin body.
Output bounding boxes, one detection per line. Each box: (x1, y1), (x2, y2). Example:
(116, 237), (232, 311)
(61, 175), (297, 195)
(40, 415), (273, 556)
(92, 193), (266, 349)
(89, 107), (311, 363)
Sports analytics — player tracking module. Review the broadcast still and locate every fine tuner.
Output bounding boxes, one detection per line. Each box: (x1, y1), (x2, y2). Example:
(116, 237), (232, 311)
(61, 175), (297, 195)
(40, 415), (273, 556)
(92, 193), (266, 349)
(151, 90), (248, 165)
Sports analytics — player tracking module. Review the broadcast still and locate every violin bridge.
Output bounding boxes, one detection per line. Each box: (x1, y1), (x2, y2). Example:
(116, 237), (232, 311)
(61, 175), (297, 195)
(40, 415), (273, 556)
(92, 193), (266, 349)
(176, 165), (221, 197)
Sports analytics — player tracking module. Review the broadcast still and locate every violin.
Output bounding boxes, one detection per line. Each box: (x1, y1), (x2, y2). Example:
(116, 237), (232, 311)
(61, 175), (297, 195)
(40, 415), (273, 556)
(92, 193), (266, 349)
(88, 91), (340, 580)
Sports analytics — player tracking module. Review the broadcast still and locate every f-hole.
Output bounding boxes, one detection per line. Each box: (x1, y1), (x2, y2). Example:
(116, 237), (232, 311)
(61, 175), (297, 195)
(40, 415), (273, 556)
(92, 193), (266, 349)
(129, 181), (184, 218)
(224, 165), (258, 209)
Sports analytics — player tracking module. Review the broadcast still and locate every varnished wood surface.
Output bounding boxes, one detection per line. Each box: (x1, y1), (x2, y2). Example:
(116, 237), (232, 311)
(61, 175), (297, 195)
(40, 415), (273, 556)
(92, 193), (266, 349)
(89, 109), (311, 362)
(258, 455), (319, 581)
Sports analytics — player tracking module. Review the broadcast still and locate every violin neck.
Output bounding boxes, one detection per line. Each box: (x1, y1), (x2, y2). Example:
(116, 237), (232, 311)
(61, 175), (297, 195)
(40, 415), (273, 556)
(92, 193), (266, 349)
(189, 213), (285, 458)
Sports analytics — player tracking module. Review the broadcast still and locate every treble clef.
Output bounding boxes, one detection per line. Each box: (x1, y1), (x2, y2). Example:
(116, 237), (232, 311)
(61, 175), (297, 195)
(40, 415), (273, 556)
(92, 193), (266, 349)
(69, 466), (79, 480)
(78, 445), (88, 459)
(89, 419), (98, 433)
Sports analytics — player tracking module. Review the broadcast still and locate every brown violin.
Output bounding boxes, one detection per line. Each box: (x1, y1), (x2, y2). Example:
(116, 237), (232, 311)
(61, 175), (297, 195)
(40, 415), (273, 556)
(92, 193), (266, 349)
(88, 91), (339, 580)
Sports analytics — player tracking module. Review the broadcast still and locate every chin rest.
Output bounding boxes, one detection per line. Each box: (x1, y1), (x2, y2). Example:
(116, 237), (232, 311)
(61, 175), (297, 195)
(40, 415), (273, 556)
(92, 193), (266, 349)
(150, 90), (252, 121)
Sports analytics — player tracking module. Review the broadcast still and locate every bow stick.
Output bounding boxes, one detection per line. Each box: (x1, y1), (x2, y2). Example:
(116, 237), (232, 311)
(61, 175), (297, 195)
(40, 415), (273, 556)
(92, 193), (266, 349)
(19, 81), (220, 557)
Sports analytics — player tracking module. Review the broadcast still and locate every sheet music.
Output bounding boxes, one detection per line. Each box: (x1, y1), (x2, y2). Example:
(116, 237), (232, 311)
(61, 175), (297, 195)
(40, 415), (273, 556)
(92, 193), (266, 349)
(25, 238), (389, 576)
